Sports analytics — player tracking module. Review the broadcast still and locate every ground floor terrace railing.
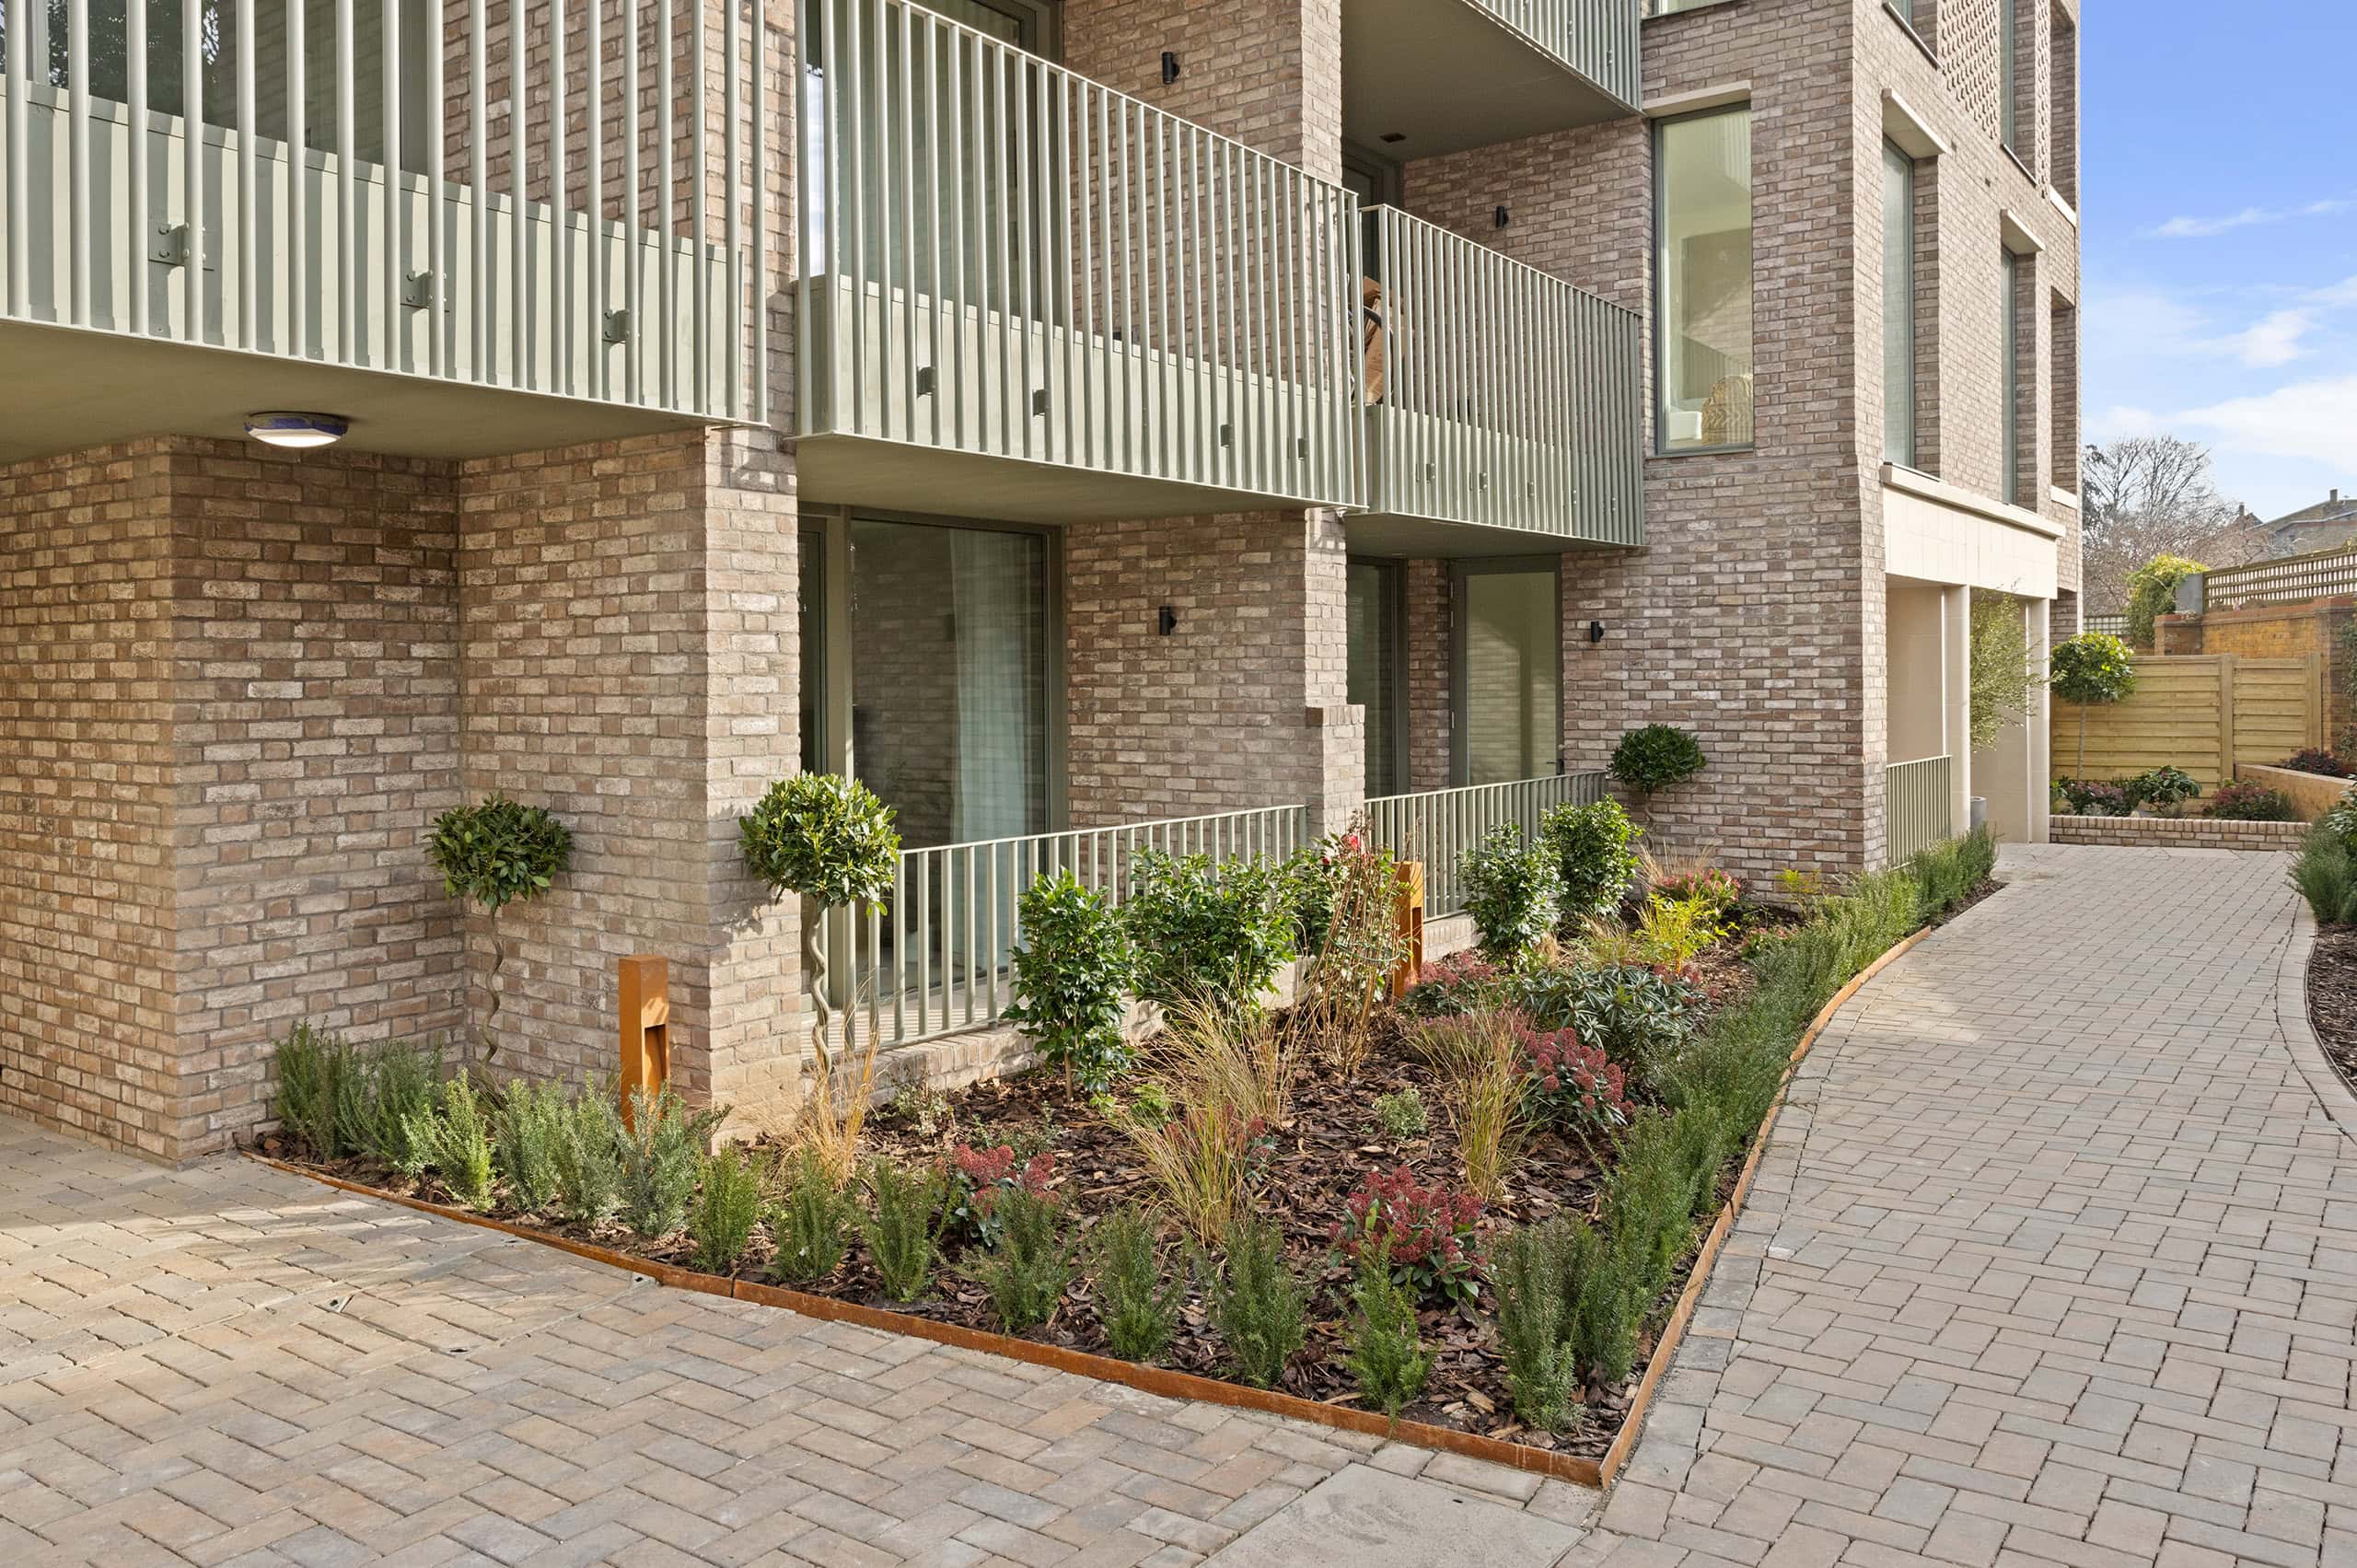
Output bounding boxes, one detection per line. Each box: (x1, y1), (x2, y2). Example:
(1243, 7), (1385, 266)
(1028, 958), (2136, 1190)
(819, 802), (1308, 1051)
(1360, 205), (1643, 544)
(1885, 755), (1954, 865)
(1364, 772), (1608, 919)
(795, 0), (1366, 510)
(0, 0), (772, 420)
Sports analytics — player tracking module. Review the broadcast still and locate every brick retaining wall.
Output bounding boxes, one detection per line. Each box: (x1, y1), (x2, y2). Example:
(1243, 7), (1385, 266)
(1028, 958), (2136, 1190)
(2049, 816), (2307, 852)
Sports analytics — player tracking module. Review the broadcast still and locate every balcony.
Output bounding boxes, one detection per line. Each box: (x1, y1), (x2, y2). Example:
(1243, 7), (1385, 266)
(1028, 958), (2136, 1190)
(1352, 206), (1643, 555)
(0, 0), (772, 463)
(795, 0), (1367, 523)
(1341, 0), (1642, 161)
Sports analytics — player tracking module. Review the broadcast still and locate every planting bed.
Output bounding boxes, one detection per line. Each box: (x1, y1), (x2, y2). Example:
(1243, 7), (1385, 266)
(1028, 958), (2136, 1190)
(2305, 926), (2357, 1095)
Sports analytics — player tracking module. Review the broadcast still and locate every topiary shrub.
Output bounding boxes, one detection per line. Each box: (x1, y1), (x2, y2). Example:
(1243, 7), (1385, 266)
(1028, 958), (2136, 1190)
(1122, 850), (1295, 1014)
(2050, 633), (2138, 779)
(1457, 825), (1563, 957)
(1609, 725), (1706, 812)
(1539, 797), (1643, 926)
(1004, 871), (1137, 1095)
(2124, 554), (2204, 650)
(428, 795), (573, 1063)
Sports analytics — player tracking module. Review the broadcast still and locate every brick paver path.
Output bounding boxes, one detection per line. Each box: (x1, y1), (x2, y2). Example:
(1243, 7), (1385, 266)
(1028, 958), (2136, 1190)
(0, 1121), (1595, 1566)
(1581, 843), (2357, 1568)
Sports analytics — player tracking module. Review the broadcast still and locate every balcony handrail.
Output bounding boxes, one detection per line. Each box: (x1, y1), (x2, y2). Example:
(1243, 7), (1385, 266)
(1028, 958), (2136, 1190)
(1364, 772), (1608, 919)
(1362, 203), (1643, 543)
(1472, 0), (1644, 112)
(0, 0), (773, 423)
(797, 0), (1367, 510)
(819, 801), (1310, 1051)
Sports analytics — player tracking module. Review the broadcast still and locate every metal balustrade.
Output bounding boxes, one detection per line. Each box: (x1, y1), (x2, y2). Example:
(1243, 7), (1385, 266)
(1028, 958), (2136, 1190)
(1362, 205), (1643, 545)
(796, 0), (1367, 511)
(1474, 0), (1643, 111)
(1884, 755), (1954, 864)
(1364, 772), (1608, 919)
(820, 803), (1308, 1051)
(0, 0), (772, 421)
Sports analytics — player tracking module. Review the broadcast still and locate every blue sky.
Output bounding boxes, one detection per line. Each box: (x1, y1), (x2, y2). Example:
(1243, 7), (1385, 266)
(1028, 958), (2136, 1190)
(2084, 0), (2357, 520)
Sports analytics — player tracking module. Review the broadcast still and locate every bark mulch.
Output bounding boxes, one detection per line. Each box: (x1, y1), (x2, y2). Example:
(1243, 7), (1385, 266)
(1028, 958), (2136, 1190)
(2306, 926), (2357, 1095)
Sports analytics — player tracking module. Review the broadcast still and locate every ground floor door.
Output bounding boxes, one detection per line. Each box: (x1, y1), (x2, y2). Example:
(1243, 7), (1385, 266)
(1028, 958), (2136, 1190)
(1347, 559), (1407, 799)
(1454, 560), (1563, 786)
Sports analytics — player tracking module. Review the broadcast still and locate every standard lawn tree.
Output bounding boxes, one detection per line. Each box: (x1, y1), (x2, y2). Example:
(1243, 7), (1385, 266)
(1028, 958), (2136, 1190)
(739, 772), (901, 1066)
(2049, 632), (2139, 779)
(427, 795), (572, 1066)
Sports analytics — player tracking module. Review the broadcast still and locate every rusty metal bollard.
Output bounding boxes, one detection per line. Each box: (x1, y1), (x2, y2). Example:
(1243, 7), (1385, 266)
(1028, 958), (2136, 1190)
(1389, 861), (1426, 1000)
(619, 955), (670, 1126)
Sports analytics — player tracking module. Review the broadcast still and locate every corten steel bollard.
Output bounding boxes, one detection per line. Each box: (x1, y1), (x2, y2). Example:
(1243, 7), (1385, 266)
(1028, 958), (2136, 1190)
(619, 955), (669, 1127)
(1389, 862), (1426, 1000)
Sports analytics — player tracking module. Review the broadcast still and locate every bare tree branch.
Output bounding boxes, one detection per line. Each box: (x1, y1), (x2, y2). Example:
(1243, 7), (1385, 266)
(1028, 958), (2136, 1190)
(2080, 436), (2264, 611)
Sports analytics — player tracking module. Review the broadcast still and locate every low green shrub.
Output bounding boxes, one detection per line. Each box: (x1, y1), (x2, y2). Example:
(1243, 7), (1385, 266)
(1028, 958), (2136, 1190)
(1901, 827), (1997, 923)
(1507, 961), (1701, 1098)
(1371, 1086), (1429, 1143)
(862, 1158), (952, 1303)
(1122, 850), (1296, 1013)
(493, 1079), (569, 1214)
(552, 1089), (626, 1225)
(2324, 783), (2357, 848)
(2207, 782), (2296, 821)
(689, 1144), (763, 1273)
(770, 1149), (859, 1284)
(1207, 1216), (1306, 1389)
(407, 1075), (497, 1210)
(1458, 825), (1563, 957)
(1492, 1218), (1589, 1431)
(363, 1040), (442, 1177)
(2292, 827), (2357, 927)
(2285, 748), (2353, 780)
(617, 1086), (726, 1240)
(1342, 1243), (1430, 1420)
(1004, 870), (1137, 1095)
(273, 1022), (354, 1160)
(1090, 1204), (1184, 1364)
(2125, 766), (2200, 817)
(1539, 798), (1643, 925)
(957, 1187), (1075, 1332)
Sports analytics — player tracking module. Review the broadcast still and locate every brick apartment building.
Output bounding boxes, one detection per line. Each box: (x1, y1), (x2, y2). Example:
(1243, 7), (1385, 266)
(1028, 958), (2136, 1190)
(0, 0), (2079, 1160)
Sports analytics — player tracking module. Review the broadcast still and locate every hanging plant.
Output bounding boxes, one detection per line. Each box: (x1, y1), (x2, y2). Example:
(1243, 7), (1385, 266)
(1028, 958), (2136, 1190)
(427, 795), (573, 1065)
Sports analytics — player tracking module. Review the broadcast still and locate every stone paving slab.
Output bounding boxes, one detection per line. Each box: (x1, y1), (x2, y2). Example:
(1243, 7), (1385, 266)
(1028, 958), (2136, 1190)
(1577, 844), (2357, 1568)
(0, 1118), (1599, 1565)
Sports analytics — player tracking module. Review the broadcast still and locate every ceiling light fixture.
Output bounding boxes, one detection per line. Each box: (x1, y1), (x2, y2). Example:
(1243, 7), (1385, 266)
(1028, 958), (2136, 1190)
(244, 412), (351, 449)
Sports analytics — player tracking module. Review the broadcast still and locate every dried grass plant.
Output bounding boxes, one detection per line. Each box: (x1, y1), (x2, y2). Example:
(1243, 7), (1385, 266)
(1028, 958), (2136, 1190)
(1405, 1011), (1529, 1202)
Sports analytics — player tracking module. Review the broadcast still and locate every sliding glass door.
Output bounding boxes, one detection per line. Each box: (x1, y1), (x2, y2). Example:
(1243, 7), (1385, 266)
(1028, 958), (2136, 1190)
(1454, 562), (1562, 786)
(1347, 560), (1407, 799)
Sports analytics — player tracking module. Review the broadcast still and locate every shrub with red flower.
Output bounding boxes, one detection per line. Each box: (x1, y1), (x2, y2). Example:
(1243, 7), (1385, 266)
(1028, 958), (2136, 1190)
(1330, 1165), (1486, 1307)
(1401, 948), (1506, 1018)
(1515, 1020), (1629, 1144)
(1651, 866), (1741, 919)
(945, 1141), (1058, 1244)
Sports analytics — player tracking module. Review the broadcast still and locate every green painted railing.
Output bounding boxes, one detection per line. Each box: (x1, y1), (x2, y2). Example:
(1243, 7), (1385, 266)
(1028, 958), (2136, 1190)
(1885, 755), (1955, 865)
(1479, 0), (1644, 111)
(820, 802), (1308, 1051)
(1364, 772), (1608, 919)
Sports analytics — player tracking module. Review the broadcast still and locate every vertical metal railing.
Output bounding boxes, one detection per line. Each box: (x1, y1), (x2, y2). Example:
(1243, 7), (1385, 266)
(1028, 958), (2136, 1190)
(796, 0), (1366, 510)
(1471, 0), (1643, 111)
(1364, 772), (1608, 919)
(1885, 756), (1956, 865)
(0, 0), (771, 422)
(822, 803), (1308, 1051)
(1364, 205), (1643, 544)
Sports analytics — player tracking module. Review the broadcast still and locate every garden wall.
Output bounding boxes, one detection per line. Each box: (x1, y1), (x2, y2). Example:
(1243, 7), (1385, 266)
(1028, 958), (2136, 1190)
(2160, 596), (2357, 755)
(2049, 816), (2307, 852)
(2049, 654), (2322, 793)
(2234, 763), (2347, 822)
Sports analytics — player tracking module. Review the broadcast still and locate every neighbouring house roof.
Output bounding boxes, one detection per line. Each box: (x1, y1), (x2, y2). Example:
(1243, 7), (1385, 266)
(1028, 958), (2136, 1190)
(2269, 490), (2357, 539)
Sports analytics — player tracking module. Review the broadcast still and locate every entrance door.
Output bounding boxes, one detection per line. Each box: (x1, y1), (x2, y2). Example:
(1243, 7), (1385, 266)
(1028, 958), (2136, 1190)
(1454, 562), (1562, 786)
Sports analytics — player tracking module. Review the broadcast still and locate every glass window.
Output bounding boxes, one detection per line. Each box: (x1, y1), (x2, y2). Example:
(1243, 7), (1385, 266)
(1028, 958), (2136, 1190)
(1457, 567), (1561, 786)
(1655, 106), (1754, 452)
(849, 519), (1051, 850)
(1881, 141), (1916, 468)
(799, 528), (827, 775)
(1347, 561), (1404, 799)
(2002, 252), (2023, 504)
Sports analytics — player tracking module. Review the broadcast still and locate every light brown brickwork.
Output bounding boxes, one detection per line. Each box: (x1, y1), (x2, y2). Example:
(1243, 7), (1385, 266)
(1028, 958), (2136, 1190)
(2048, 814), (2308, 852)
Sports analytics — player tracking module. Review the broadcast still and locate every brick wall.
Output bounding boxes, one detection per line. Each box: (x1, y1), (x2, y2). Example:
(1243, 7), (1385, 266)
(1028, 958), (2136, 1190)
(456, 427), (804, 1121)
(1062, 510), (1361, 833)
(1, 443), (186, 1158)
(2162, 599), (2354, 752)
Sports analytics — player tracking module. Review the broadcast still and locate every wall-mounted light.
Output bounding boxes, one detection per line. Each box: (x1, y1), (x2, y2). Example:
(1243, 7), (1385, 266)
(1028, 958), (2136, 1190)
(1587, 620), (1606, 645)
(1379, 132), (1406, 145)
(1161, 51), (1180, 85)
(1158, 606), (1179, 636)
(1494, 205), (1512, 229)
(244, 411), (350, 449)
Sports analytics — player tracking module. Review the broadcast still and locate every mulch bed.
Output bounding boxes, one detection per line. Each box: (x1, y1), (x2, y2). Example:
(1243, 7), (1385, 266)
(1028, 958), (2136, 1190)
(255, 900), (1854, 1465)
(2305, 926), (2357, 1094)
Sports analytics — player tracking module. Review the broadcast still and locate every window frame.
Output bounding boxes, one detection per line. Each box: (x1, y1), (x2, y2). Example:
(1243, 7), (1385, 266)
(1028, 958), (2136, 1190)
(1447, 556), (1566, 788)
(2001, 250), (2024, 505)
(1346, 556), (1411, 801)
(1652, 101), (1758, 458)
(1881, 139), (1918, 470)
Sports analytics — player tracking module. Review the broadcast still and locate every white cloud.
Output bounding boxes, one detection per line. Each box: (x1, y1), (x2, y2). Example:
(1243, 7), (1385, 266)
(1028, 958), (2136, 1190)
(2147, 199), (2349, 239)
(2091, 405), (2163, 442)
(2175, 377), (2357, 475)
(2215, 309), (2316, 369)
(2309, 276), (2357, 308)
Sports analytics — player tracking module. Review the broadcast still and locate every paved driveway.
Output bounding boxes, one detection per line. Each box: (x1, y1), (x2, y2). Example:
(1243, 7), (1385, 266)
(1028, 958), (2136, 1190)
(7, 843), (2351, 1566)
(1584, 843), (2357, 1567)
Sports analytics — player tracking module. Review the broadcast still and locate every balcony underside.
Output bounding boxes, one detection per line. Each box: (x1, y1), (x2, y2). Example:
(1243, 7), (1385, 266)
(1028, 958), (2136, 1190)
(1342, 507), (1632, 559)
(1342, 0), (1637, 160)
(0, 319), (718, 464)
